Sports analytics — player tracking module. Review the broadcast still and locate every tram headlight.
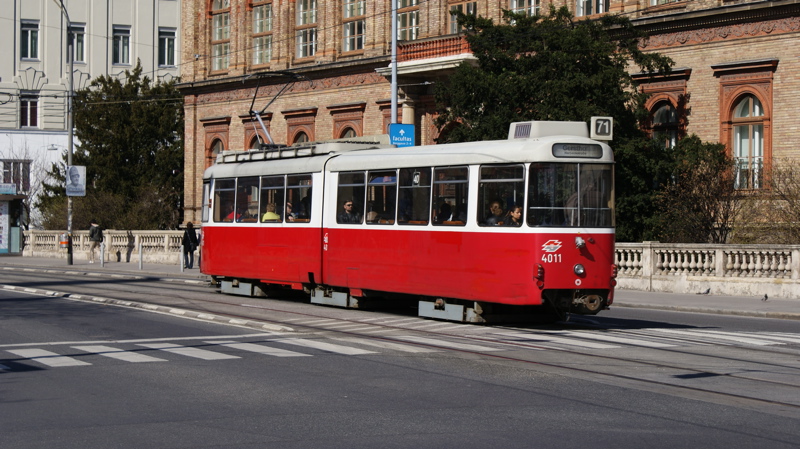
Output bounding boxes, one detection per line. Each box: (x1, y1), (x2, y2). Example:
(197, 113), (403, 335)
(574, 264), (586, 276)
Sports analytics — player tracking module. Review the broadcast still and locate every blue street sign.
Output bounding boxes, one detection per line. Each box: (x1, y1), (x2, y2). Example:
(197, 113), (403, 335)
(389, 123), (415, 147)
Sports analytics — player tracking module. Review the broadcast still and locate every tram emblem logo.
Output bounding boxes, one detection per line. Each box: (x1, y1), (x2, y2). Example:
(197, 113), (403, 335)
(542, 240), (562, 253)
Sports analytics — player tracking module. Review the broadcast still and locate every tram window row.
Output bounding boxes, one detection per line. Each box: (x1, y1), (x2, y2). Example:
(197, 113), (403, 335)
(209, 163), (613, 228)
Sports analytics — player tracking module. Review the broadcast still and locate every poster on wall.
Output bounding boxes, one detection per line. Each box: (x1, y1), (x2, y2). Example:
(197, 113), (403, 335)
(0, 201), (8, 253)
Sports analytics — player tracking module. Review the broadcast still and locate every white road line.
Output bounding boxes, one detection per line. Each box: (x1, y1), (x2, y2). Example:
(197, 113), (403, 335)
(295, 319), (340, 325)
(492, 332), (619, 349)
(329, 337), (440, 353)
(0, 333), (283, 349)
(758, 333), (800, 344)
(6, 349), (91, 367)
(72, 345), (167, 363)
(392, 335), (504, 352)
(272, 338), (377, 355)
(136, 343), (241, 360)
(652, 329), (782, 346)
(204, 340), (311, 357)
(557, 331), (677, 348)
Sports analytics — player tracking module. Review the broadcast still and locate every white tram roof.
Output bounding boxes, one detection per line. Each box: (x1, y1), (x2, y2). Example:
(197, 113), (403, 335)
(204, 121), (613, 179)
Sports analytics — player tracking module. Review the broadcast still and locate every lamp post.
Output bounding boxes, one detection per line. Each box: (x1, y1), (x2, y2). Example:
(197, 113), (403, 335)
(55, 0), (75, 265)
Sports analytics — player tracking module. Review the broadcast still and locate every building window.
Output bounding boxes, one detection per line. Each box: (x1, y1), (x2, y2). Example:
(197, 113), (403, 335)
(112, 26), (131, 64)
(651, 0), (679, 4)
(0, 160), (31, 192)
(21, 21), (39, 59)
(253, 2), (273, 65)
(159, 29), (176, 66)
(449, 2), (477, 34)
(576, 0), (605, 16)
(651, 102), (678, 149)
(509, 0), (538, 16)
(211, 0), (231, 71)
(732, 94), (765, 190)
(19, 94), (38, 128)
(68, 25), (85, 63)
(398, 0), (419, 41)
(343, 0), (365, 52)
(296, 0), (317, 58)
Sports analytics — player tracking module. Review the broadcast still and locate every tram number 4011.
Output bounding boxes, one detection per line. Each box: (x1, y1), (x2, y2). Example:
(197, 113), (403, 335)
(541, 254), (562, 263)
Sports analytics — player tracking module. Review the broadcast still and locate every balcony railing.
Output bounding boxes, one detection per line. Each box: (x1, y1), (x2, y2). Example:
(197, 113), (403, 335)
(398, 35), (471, 63)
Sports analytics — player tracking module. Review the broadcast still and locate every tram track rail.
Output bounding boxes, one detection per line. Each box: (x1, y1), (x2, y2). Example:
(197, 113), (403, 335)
(4, 268), (800, 417)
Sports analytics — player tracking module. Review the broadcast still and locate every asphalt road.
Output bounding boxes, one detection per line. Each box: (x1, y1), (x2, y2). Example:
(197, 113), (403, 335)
(2, 271), (800, 448)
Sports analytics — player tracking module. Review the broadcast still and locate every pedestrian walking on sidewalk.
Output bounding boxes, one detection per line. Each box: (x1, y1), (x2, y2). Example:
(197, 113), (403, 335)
(88, 220), (103, 263)
(182, 222), (199, 269)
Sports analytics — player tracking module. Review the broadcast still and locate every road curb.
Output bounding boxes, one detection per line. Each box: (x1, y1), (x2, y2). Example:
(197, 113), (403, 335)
(613, 302), (800, 321)
(1, 284), (294, 333)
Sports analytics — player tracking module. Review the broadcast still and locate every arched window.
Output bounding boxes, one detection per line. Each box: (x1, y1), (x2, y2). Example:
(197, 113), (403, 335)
(340, 127), (357, 139)
(732, 94), (764, 190)
(249, 136), (260, 150)
(206, 139), (224, 168)
(651, 102), (678, 149)
(293, 131), (309, 144)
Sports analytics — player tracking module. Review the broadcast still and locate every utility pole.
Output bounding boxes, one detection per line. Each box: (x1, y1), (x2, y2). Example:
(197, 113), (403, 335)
(56, 0), (75, 265)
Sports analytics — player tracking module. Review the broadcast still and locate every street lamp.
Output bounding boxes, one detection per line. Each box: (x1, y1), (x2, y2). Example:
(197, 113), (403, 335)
(55, 0), (75, 265)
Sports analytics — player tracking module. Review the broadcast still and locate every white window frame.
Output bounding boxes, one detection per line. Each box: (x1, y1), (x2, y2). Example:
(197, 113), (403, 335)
(397, 0), (419, 41)
(296, 28), (317, 58)
(112, 26), (131, 65)
(450, 2), (477, 34)
(159, 28), (176, 67)
(253, 2), (273, 65)
(21, 21), (39, 60)
(19, 93), (38, 128)
(211, 1), (231, 71)
(576, 0), (605, 16)
(68, 24), (85, 63)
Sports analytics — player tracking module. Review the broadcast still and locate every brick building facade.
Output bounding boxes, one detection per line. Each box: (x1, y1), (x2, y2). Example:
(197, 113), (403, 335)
(179, 0), (800, 223)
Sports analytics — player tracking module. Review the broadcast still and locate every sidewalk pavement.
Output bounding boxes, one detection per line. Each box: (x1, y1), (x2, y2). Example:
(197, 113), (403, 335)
(2, 256), (799, 321)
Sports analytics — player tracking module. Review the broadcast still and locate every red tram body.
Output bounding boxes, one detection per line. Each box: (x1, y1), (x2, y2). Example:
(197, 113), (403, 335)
(200, 121), (616, 323)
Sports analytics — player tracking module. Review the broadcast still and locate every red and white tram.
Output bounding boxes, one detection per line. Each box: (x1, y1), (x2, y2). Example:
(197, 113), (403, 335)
(200, 120), (616, 323)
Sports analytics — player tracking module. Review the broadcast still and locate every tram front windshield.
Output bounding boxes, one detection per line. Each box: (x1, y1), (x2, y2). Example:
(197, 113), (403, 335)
(527, 163), (614, 228)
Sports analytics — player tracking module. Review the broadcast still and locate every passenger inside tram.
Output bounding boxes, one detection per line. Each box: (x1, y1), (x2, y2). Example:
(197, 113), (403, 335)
(485, 200), (505, 226)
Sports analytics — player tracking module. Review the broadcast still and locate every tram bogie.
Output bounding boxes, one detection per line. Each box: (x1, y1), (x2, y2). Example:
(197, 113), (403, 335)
(200, 120), (617, 324)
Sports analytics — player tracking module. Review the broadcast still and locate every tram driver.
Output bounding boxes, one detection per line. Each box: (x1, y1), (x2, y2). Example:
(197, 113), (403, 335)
(337, 200), (362, 224)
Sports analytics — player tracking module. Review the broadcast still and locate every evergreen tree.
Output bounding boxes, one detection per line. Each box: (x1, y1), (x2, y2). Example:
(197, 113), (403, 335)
(435, 7), (674, 241)
(38, 61), (184, 230)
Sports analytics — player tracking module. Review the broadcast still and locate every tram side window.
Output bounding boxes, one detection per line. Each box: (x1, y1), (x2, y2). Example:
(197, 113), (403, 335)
(398, 167), (431, 225)
(579, 164), (614, 227)
(528, 163), (577, 227)
(259, 175), (285, 223)
(478, 165), (524, 227)
(202, 181), (211, 223)
(366, 170), (397, 225)
(234, 177), (260, 222)
(214, 179), (236, 222)
(287, 174), (312, 222)
(433, 167), (469, 226)
(337, 171), (365, 224)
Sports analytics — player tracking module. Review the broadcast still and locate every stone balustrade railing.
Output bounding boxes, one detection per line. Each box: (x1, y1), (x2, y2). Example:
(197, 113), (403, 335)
(23, 230), (184, 265)
(616, 242), (800, 299)
(20, 231), (800, 299)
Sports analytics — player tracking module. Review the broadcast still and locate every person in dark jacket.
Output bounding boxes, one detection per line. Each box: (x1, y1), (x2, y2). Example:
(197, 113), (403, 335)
(88, 220), (103, 263)
(182, 222), (199, 269)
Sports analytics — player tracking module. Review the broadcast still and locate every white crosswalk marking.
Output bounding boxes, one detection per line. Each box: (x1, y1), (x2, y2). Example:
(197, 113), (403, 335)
(72, 345), (167, 363)
(329, 337), (440, 353)
(205, 341), (310, 357)
(651, 329), (782, 346)
(6, 349), (91, 367)
(553, 331), (677, 348)
(272, 338), (377, 355)
(392, 335), (504, 352)
(757, 333), (800, 344)
(136, 343), (241, 360)
(493, 332), (619, 349)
